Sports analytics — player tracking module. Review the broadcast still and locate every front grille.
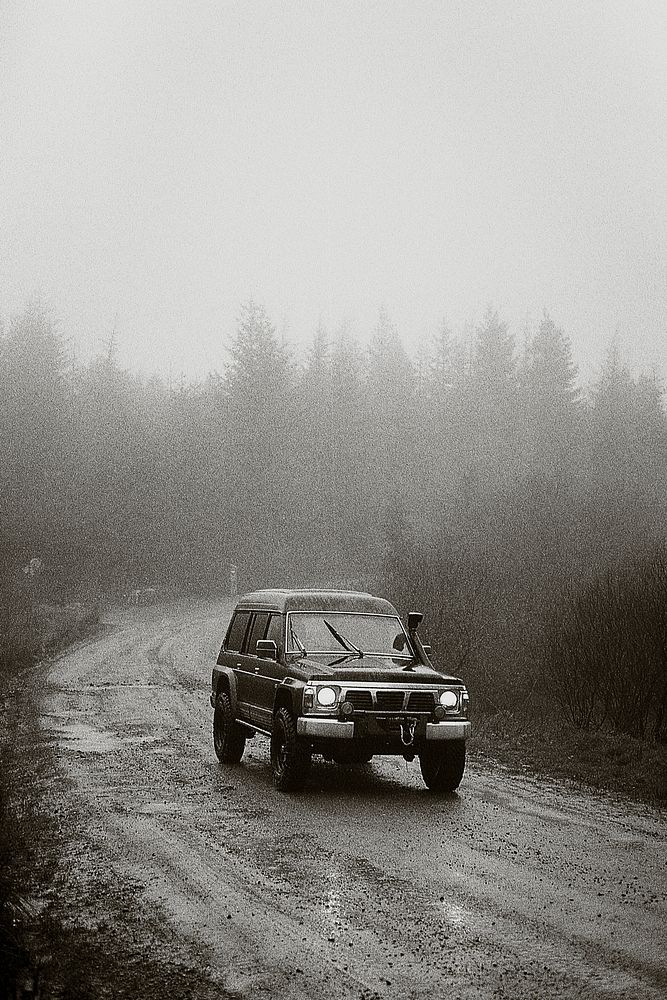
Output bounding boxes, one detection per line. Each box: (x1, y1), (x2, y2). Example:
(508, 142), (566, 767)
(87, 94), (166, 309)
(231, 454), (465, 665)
(407, 691), (435, 712)
(375, 691), (406, 711)
(346, 690), (373, 710)
(343, 688), (436, 713)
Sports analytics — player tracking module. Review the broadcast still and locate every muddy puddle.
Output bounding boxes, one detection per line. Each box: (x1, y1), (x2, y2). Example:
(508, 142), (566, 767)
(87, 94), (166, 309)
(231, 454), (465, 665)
(44, 720), (160, 754)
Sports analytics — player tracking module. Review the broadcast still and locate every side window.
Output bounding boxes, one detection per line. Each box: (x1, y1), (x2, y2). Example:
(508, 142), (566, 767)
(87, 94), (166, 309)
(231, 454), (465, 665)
(266, 613), (284, 654)
(245, 612), (270, 656)
(226, 611), (251, 653)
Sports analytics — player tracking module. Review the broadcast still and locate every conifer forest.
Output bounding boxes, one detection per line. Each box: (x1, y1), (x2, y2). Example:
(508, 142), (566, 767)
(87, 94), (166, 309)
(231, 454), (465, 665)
(1, 300), (665, 741)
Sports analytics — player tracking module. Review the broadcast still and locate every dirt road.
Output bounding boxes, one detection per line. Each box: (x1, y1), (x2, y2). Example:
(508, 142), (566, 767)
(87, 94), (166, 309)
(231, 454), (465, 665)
(37, 600), (666, 999)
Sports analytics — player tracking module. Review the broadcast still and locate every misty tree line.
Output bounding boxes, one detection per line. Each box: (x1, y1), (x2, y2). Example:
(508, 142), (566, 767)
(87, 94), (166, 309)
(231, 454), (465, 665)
(1, 300), (665, 738)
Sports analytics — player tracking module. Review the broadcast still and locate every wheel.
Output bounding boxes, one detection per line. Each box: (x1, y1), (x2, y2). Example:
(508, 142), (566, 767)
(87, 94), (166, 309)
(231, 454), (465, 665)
(419, 740), (466, 792)
(213, 692), (246, 764)
(270, 707), (311, 792)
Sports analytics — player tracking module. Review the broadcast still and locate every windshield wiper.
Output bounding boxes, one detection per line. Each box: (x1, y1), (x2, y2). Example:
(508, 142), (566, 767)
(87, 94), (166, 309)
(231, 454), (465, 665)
(329, 653), (358, 666)
(323, 619), (363, 658)
(289, 621), (307, 656)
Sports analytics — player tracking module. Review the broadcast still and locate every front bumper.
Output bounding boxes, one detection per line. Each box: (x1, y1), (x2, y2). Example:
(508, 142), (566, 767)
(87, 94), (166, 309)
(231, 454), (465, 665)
(296, 717), (470, 741)
(425, 720), (471, 740)
(297, 718), (355, 739)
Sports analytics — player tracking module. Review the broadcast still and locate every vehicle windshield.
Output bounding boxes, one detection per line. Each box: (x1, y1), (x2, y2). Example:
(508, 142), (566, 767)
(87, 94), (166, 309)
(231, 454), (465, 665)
(286, 612), (411, 658)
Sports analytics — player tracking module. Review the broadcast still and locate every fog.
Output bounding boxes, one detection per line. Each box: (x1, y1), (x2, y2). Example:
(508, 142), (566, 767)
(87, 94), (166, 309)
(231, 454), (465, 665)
(1, 1), (666, 380)
(2, 13), (666, 994)
(1, 2), (666, 728)
(1, 297), (666, 739)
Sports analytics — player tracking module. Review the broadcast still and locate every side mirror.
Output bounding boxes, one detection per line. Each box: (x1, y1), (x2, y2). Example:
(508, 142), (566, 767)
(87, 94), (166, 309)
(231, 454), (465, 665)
(407, 611), (423, 632)
(256, 639), (277, 660)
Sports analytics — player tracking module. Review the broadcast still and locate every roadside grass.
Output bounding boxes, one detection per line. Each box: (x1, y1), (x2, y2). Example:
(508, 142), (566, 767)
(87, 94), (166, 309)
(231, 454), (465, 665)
(470, 709), (667, 806)
(0, 680), (61, 997)
(33, 907), (236, 1000)
(0, 597), (100, 997)
(0, 598), (100, 670)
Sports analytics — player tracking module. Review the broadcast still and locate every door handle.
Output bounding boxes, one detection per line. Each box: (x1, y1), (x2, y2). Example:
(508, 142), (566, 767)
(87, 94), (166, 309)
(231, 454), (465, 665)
(254, 665), (260, 673)
(236, 662), (241, 668)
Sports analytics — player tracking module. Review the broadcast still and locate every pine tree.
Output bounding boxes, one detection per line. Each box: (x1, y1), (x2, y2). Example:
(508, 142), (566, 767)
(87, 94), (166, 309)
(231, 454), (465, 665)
(0, 303), (73, 575)
(418, 320), (468, 502)
(473, 306), (516, 395)
(367, 306), (413, 399)
(366, 306), (416, 489)
(466, 306), (521, 468)
(224, 301), (290, 415)
(306, 319), (329, 381)
(523, 312), (580, 469)
(217, 302), (295, 585)
(585, 341), (667, 560)
(68, 346), (145, 583)
(428, 320), (456, 397)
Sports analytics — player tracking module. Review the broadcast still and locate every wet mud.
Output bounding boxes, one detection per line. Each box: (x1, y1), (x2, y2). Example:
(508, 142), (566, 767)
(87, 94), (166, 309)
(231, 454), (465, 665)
(32, 600), (667, 999)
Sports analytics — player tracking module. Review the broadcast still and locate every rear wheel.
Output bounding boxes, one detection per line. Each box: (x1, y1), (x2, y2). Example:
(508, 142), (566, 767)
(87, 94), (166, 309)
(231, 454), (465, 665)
(213, 692), (246, 764)
(271, 708), (311, 792)
(419, 740), (466, 792)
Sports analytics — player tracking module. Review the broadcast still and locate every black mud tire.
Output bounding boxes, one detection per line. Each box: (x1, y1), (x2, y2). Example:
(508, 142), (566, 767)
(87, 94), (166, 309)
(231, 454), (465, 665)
(419, 740), (466, 792)
(271, 707), (311, 792)
(213, 692), (246, 764)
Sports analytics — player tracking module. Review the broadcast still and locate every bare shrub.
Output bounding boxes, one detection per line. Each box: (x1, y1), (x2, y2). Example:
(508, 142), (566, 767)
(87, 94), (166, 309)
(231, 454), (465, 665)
(0, 598), (99, 670)
(544, 547), (667, 740)
(382, 532), (516, 709)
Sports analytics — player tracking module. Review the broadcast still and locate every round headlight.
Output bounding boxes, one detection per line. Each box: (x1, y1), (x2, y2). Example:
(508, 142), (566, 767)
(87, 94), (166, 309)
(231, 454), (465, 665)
(439, 690), (458, 709)
(317, 686), (337, 707)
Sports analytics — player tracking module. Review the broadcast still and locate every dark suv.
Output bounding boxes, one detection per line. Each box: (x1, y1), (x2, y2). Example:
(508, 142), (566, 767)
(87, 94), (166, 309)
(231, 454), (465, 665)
(211, 589), (470, 792)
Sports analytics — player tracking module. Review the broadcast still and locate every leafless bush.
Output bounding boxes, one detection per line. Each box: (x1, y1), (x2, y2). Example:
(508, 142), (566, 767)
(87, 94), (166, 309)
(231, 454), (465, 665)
(383, 535), (517, 709)
(0, 598), (100, 671)
(543, 547), (667, 740)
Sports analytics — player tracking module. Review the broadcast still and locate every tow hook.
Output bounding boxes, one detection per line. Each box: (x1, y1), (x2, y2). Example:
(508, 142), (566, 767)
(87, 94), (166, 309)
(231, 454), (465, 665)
(400, 717), (417, 747)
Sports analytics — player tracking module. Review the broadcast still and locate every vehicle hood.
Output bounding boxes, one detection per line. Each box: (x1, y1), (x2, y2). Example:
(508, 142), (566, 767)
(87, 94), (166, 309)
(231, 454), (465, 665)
(291, 653), (463, 685)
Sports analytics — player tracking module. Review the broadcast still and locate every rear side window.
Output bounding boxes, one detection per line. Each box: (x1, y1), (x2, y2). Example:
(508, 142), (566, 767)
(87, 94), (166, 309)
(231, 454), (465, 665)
(246, 612), (270, 655)
(226, 611), (251, 652)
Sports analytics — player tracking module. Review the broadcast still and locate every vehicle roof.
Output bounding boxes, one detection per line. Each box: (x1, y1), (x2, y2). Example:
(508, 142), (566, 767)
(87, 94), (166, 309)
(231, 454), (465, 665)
(233, 589), (399, 615)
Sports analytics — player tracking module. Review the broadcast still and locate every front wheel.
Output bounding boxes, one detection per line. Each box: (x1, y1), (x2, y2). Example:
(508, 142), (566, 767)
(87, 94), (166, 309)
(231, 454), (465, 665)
(419, 740), (466, 792)
(213, 692), (246, 764)
(270, 708), (311, 792)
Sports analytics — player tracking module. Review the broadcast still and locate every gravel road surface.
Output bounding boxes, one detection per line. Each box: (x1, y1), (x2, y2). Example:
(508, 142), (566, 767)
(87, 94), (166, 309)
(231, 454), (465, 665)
(37, 600), (666, 999)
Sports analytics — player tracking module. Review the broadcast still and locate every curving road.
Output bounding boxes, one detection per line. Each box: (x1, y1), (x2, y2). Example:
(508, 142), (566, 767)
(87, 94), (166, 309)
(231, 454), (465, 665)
(38, 600), (666, 999)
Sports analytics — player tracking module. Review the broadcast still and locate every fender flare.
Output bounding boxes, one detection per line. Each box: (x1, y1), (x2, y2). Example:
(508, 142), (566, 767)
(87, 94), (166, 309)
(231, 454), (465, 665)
(272, 681), (301, 719)
(212, 667), (239, 716)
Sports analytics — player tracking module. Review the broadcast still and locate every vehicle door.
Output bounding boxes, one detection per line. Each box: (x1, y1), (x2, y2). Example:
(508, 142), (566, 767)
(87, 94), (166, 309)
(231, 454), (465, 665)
(251, 612), (285, 730)
(222, 610), (253, 721)
(237, 611), (271, 727)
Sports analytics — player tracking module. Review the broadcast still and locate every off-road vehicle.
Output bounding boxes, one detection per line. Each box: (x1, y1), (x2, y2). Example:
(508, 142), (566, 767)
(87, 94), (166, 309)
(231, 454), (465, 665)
(211, 589), (470, 792)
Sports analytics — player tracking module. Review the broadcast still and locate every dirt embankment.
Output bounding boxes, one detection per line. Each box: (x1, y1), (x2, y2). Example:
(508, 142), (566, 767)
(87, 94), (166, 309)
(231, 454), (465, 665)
(470, 712), (666, 806)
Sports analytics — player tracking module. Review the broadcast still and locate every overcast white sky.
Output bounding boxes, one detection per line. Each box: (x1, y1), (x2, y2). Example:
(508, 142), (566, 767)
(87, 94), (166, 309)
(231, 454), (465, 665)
(1, 0), (665, 382)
